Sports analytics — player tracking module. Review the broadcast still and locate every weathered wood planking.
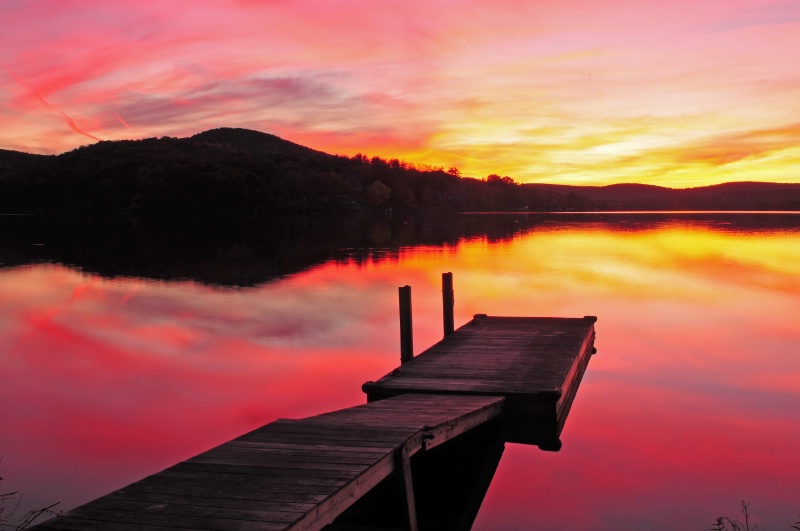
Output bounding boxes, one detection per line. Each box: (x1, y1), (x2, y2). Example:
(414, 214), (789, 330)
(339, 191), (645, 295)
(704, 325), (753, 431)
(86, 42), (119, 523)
(363, 315), (597, 449)
(33, 394), (504, 531)
(32, 312), (598, 530)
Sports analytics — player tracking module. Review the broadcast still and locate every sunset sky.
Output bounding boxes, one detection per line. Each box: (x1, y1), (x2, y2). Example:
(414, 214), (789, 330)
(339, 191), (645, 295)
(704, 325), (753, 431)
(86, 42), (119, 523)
(2, 0), (799, 186)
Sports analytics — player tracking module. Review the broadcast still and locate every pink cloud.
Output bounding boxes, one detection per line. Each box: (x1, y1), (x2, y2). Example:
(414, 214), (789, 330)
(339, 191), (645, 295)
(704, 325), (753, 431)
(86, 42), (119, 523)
(2, 63), (102, 141)
(1, 0), (800, 184)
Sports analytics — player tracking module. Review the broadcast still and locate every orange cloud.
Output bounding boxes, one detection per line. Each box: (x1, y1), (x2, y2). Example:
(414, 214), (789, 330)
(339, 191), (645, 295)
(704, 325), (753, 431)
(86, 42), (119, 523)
(1, 0), (799, 186)
(674, 123), (800, 166)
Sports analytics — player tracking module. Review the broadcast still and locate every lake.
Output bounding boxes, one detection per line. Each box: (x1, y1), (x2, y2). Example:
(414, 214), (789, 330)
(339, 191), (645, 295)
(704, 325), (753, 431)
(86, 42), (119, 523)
(1, 212), (799, 530)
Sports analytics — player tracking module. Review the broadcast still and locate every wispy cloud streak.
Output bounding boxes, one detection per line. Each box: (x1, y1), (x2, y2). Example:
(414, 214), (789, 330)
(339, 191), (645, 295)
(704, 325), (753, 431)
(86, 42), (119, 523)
(2, 63), (102, 142)
(1, 0), (799, 185)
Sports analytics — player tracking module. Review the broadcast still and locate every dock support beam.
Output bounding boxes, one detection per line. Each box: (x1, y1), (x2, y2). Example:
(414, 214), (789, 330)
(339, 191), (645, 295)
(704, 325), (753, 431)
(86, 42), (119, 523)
(396, 444), (419, 531)
(399, 285), (413, 364)
(442, 272), (454, 337)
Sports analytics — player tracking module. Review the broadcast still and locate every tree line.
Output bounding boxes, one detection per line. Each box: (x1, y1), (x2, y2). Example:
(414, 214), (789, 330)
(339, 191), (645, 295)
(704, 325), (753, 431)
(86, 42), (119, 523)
(1, 128), (799, 216)
(0, 128), (542, 216)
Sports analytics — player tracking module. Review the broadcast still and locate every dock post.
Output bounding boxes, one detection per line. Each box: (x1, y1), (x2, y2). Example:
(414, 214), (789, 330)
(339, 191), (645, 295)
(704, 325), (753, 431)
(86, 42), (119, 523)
(442, 272), (454, 337)
(399, 285), (413, 364)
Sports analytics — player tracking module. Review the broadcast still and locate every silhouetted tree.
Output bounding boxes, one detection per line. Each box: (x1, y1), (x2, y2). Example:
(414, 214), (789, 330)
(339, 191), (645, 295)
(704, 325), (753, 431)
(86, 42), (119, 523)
(4, 128), (800, 215)
(365, 179), (391, 206)
(393, 185), (416, 208)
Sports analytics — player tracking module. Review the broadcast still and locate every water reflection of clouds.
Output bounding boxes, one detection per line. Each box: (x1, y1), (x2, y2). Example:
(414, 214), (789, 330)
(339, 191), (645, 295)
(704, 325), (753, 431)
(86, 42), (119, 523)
(2, 220), (800, 529)
(0, 263), (401, 515)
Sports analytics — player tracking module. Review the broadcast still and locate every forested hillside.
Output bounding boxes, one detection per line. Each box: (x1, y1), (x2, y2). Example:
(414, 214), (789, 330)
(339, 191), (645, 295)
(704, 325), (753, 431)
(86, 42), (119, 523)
(1, 128), (799, 215)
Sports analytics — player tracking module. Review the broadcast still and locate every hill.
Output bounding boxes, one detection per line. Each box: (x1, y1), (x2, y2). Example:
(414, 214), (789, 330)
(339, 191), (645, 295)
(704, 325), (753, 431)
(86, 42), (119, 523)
(524, 181), (800, 211)
(1, 128), (799, 215)
(1, 128), (476, 215)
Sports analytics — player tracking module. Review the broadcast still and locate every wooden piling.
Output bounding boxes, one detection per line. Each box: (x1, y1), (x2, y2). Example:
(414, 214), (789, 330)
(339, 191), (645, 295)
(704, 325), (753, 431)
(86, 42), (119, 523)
(399, 285), (413, 363)
(442, 272), (455, 337)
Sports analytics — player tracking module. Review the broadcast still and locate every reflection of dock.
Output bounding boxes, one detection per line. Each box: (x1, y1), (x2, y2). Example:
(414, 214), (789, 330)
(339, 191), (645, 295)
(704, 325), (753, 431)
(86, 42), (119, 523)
(34, 278), (597, 531)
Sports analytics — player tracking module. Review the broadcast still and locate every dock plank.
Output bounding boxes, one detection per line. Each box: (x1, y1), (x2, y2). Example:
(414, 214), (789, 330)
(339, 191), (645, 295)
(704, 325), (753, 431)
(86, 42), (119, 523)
(35, 394), (504, 531)
(33, 313), (596, 530)
(363, 315), (597, 447)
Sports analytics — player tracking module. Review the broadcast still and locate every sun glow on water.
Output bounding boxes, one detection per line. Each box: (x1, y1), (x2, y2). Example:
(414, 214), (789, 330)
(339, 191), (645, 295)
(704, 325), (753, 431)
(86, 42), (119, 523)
(1, 215), (799, 528)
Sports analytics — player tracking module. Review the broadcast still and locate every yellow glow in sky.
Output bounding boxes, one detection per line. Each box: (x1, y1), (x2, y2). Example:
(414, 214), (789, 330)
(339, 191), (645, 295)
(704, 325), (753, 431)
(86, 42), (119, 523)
(2, 1), (800, 187)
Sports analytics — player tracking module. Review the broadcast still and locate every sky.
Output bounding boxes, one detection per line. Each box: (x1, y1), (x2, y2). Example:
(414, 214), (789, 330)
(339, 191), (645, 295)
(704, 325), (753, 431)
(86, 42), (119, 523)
(2, 0), (800, 187)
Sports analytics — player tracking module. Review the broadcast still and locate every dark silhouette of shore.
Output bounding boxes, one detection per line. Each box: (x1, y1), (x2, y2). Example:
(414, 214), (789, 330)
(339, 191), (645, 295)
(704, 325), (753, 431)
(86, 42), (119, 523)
(2, 127), (799, 215)
(3, 211), (798, 287)
(0, 212), (552, 286)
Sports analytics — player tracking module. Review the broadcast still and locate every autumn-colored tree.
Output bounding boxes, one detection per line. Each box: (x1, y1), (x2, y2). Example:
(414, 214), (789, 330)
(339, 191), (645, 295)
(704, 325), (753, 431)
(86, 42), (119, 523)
(365, 179), (391, 206)
(486, 174), (515, 186)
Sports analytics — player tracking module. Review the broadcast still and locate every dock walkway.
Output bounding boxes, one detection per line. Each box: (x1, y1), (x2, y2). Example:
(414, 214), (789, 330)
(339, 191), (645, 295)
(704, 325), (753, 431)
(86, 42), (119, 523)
(33, 313), (597, 531)
(35, 394), (503, 531)
(364, 315), (597, 449)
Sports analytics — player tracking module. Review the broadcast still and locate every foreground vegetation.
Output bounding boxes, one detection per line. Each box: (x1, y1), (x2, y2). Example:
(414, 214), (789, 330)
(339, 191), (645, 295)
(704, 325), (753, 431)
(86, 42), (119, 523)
(0, 461), (59, 530)
(4, 464), (800, 531)
(711, 501), (800, 531)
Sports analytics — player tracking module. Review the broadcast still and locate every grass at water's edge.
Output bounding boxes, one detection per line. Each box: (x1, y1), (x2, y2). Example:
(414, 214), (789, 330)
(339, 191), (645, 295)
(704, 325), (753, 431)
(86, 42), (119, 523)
(710, 501), (800, 531)
(0, 460), (60, 530)
(4, 474), (800, 530)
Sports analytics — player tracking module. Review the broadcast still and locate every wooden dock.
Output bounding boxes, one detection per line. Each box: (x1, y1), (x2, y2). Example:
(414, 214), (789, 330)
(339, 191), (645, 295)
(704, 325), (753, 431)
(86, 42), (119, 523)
(33, 281), (597, 531)
(34, 394), (505, 531)
(364, 315), (598, 451)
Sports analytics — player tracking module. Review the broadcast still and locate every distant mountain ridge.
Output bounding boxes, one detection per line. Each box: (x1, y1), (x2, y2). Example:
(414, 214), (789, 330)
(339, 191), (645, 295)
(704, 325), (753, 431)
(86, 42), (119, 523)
(524, 181), (800, 210)
(1, 128), (799, 214)
(527, 181), (800, 197)
(523, 181), (800, 210)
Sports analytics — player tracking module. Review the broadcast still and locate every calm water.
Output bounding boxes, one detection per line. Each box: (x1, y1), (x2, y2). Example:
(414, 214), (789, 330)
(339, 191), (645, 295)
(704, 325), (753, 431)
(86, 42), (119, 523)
(1, 213), (799, 529)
